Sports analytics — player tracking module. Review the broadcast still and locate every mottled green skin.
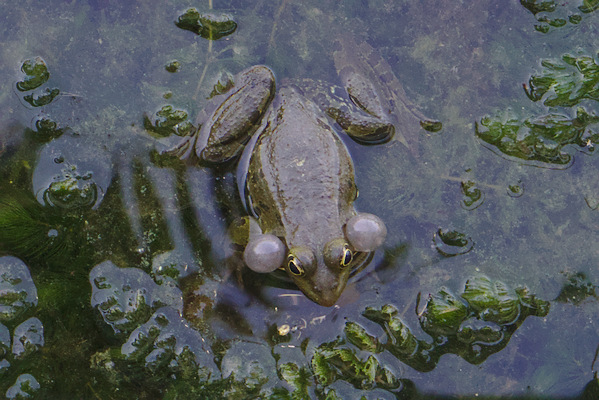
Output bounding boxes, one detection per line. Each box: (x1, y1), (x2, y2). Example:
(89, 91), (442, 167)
(245, 86), (359, 306)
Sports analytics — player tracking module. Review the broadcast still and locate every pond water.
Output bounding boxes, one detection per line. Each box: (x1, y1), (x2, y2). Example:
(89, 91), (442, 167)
(1, 0), (599, 398)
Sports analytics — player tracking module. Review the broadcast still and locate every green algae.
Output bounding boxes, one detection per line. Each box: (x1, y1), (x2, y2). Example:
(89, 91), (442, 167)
(175, 8), (237, 41)
(15, 57), (50, 92)
(520, 0), (599, 33)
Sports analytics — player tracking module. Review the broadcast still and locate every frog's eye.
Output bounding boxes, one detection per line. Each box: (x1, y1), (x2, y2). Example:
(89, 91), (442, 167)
(340, 245), (353, 267)
(323, 238), (354, 270)
(287, 255), (305, 276)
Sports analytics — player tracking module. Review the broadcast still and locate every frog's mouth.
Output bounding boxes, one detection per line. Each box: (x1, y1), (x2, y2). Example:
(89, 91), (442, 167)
(258, 250), (374, 303)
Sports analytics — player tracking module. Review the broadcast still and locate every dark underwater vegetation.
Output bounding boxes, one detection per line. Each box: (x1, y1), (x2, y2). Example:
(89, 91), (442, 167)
(1, 0), (599, 399)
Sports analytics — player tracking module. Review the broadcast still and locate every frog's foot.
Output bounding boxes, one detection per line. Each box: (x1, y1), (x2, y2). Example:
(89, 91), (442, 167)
(345, 213), (387, 252)
(243, 233), (286, 273)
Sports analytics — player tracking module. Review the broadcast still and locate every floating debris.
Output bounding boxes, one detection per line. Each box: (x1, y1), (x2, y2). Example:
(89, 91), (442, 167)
(175, 8), (237, 40)
(507, 182), (525, 198)
(16, 57), (49, 92)
(433, 228), (475, 256)
(460, 180), (485, 210)
(476, 107), (599, 168)
(420, 119), (443, 133)
(165, 60), (180, 73)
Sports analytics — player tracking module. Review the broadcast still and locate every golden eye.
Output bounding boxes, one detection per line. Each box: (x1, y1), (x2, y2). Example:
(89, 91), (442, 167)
(340, 245), (353, 267)
(287, 255), (305, 276)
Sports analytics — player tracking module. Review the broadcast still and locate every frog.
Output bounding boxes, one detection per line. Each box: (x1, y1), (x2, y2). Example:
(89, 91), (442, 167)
(171, 36), (435, 306)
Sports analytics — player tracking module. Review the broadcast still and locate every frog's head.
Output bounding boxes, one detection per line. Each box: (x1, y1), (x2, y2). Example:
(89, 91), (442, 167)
(285, 213), (387, 306)
(285, 238), (354, 307)
(243, 213), (387, 307)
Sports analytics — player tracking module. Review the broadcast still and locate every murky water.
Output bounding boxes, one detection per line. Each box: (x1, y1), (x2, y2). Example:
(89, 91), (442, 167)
(1, 0), (598, 398)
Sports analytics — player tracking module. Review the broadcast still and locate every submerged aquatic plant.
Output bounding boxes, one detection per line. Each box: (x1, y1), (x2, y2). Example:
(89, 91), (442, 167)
(28, 117), (66, 143)
(143, 105), (192, 138)
(86, 261), (550, 398)
(554, 272), (599, 304)
(364, 275), (548, 369)
(519, 0), (598, 33)
(0, 193), (74, 259)
(175, 8), (237, 40)
(476, 51), (599, 167)
(15, 57), (60, 108)
(476, 107), (599, 167)
(0, 257), (43, 399)
(312, 339), (401, 392)
(23, 88), (60, 108)
(15, 57), (49, 92)
(524, 53), (599, 107)
(43, 163), (99, 209)
(433, 229), (475, 256)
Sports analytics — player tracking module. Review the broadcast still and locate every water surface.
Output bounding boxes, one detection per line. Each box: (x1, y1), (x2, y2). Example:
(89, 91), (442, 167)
(0, 1), (598, 398)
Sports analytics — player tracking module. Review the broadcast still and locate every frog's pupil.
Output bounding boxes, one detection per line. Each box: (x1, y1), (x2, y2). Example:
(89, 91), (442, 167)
(288, 257), (303, 275)
(341, 248), (353, 267)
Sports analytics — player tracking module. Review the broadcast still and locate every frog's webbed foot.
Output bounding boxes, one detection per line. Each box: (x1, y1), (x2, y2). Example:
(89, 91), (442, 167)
(345, 213), (387, 252)
(332, 36), (441, 150)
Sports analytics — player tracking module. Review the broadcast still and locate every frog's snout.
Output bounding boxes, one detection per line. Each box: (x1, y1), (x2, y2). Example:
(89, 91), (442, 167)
(305, 261), (351, 307)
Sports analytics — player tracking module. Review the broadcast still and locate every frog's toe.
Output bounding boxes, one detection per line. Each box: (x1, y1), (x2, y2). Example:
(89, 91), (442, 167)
(244, 234), (285, 273)
(346, 213), (387, 252)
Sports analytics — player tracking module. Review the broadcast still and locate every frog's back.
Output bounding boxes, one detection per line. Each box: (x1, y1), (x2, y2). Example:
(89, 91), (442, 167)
(245, 88), (357, 250)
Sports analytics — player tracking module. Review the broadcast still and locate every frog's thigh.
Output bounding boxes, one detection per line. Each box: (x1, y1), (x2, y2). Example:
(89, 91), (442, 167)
(335, 72), (395, 143)
(328, 105), (395, 143)
(200, 66), (275, 163)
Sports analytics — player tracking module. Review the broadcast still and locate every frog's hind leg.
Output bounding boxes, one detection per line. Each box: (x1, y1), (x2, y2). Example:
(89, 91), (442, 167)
(333, 35), (441, 151)
(327, 104), (395, 144)
(199, 65), (276, 164)
(166, 65), (276, 165)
